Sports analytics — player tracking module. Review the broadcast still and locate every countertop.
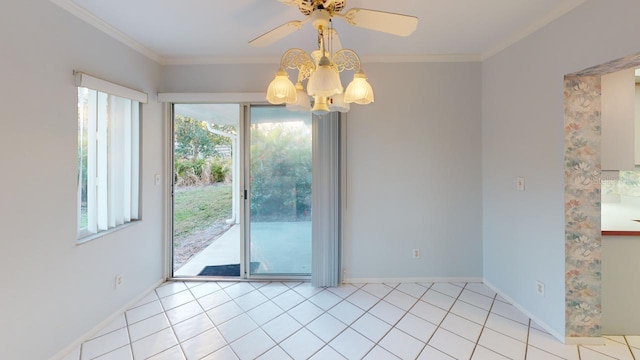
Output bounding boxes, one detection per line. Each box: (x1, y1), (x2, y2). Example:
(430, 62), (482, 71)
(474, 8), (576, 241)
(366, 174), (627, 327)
(601, 196), (640, 236)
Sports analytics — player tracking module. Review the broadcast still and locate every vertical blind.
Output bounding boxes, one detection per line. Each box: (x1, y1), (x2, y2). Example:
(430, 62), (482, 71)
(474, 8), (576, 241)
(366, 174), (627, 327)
(312, 112), (341, 287)
(77, 72), (145, 238)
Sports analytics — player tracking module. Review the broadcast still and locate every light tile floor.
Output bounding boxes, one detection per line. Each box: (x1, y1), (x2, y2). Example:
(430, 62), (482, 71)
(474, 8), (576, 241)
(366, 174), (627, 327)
(64, 281), (640, 360)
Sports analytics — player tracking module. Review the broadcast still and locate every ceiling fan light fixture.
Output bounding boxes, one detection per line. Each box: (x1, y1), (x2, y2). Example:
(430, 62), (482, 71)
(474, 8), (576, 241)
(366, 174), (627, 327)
(266, 69), (297, 104)
(255, 0), (417, 113)
(286, 82), (312, 112)
(307, 56), (343, 97)
(344, 70), (374, 105)
(311, 96), (331, 115)
(329, 91), (350, 113)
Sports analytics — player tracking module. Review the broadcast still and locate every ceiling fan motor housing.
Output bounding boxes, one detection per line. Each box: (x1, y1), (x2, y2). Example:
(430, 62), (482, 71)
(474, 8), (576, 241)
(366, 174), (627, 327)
(311, 9), (332, 31)
(298, 0), (346, 16)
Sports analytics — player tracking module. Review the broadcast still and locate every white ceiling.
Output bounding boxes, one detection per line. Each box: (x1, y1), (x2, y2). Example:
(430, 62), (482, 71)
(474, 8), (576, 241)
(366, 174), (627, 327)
(56, 0), (586, 64)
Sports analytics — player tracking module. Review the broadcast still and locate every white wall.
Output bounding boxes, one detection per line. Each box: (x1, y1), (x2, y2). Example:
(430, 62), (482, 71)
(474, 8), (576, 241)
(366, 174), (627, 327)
(0, 1), (164, 359)
(162, 61), (484, 280)
(482, 0), (640, 338)
(342, 62), (483, 280)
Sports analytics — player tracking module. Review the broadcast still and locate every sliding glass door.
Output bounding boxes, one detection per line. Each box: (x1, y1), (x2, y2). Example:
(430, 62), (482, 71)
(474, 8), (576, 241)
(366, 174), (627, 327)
(246, 106), (312, 276)
(171, 104), (312, 279)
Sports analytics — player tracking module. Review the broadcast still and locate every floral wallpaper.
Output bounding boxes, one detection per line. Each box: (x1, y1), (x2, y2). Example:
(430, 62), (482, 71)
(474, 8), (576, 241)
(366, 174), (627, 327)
(564, 75), (602, 338)
(564, 52), (640, 338)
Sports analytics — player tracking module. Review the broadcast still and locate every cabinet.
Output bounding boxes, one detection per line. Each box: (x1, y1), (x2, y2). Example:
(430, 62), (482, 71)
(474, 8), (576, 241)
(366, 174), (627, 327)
(602, 236), (640, 335)
(601, 68), (636, 170)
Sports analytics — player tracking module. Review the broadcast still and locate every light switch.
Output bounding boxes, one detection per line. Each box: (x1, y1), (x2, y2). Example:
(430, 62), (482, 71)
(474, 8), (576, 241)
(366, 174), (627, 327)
(155, 174), (161, 186)
(516, 177), (525, 191)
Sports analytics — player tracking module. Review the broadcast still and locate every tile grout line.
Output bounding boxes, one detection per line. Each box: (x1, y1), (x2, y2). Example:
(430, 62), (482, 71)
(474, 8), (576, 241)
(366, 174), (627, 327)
(581, 338), (634, 360)
(158, 283), (190, 360)
(378, 282), (440, 358)
(358, 282), (407, 359)
(524, 318), (531, 359)
(217, 281), (277, 360)
(250, 284), (342, 360)
(467, 285), (496, 359)
(415, 282), (464, 359)
(314, 283), (400, 359)
(626, 336), (637, 360)
(184, 281), (231, 360)
(277, 285), (331, 360)
(223, 281), (293, 358)
(122, 312), (134, 360)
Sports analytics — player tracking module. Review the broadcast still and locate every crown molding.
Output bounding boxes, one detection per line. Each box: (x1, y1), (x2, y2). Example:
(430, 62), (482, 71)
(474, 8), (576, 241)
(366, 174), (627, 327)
(50, 0), (163, 63)
(161, 53), (482, 66)
(481, 0), (587, 60)
(161, 56), (281, 66)
(362, 54), (482, 63)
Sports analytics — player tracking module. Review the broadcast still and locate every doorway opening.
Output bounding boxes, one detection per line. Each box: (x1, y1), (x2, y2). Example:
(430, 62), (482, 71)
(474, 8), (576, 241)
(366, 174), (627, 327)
(172, 104), (241, 277)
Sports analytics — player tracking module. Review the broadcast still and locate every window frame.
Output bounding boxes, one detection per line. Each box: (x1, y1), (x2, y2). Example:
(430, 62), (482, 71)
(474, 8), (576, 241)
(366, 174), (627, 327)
(76, 72), (146, 242)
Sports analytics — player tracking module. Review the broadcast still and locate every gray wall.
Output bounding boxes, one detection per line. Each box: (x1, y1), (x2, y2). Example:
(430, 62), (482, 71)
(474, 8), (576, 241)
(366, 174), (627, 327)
(162, 61), (484, 281)
(342, 62), (483, 280)
(482, 0), (640, 338)
(0, 1), (164, 359)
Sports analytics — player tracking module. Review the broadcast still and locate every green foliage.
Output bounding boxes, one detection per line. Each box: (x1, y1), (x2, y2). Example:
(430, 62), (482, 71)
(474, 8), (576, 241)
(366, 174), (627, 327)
(173, 184), (232, 239)
(210, 162), (228, 183)
(173, 115), (234, 187)
(174, 157), (230, 186)
(174, 116), (234, 160)
(250, 122), (312, 221)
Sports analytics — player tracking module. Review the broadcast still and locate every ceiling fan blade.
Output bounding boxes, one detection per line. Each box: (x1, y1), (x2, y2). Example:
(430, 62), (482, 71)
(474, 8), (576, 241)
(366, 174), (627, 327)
(249, 20), (306, 47)
(339, 8), (419, 37)
(323, 28), (343, 53)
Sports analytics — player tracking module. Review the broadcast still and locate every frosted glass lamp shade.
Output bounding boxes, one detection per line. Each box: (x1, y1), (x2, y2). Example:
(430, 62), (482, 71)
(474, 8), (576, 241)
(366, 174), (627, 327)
(312, 96), (330, 115)
(286, 83), (311, 112)
(266, 69), (297, 104)
(329, 92), (350, 113)
(344, 71), (374, 105)
(307, 62), (343, 97)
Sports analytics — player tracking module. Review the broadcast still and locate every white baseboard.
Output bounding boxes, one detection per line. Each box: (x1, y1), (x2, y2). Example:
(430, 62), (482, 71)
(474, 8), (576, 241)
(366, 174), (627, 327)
(50, 279), (165, 360)
(342, 277), (482, 284)
(482, 279), (573, 344)
(343, 277), (484, 284)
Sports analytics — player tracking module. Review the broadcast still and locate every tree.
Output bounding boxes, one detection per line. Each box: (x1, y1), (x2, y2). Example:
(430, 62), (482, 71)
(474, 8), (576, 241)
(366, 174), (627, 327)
(174, 116), (213, 160)
(174, 116), (234, 160)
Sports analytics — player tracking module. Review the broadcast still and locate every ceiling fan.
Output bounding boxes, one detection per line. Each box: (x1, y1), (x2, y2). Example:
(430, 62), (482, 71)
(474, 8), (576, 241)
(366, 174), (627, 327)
(249, 0), (419, 48)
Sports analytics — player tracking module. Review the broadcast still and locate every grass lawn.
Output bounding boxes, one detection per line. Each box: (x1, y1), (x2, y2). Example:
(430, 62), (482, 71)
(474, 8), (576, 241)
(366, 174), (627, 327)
(173, 184), (232, 238)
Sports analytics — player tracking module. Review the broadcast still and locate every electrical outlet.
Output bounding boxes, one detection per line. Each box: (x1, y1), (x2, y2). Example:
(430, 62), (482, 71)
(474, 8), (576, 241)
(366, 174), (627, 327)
(536, 280), (545, 296)
(412, 249), (420, 259)
(517, 177), (525, 191)
(115, 274), (124, 289)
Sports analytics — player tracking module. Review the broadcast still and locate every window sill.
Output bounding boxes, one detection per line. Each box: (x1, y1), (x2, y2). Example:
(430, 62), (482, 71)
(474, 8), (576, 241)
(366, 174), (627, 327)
(77, 220), (140, 245)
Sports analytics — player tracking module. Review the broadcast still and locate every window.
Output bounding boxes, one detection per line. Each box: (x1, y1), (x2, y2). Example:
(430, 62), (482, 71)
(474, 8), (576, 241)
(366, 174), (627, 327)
(77, 73), (144, 240)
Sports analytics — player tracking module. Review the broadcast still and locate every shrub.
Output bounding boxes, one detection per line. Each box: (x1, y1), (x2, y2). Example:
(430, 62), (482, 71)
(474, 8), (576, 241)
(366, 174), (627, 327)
(250, 123), (311, 222)
(175, 157), (230, 187)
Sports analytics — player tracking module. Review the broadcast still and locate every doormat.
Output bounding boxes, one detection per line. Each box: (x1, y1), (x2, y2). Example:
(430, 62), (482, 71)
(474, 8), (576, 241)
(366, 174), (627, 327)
(198, 262), (261, 276)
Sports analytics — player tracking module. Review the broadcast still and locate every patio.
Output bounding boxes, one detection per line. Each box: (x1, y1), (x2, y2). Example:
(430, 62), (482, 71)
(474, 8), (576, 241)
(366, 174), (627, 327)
(174, 221), (312, 277)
